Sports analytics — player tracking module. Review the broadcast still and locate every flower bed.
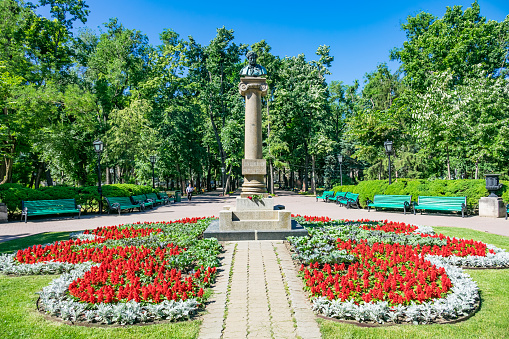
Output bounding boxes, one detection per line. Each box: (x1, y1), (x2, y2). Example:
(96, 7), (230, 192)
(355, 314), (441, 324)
(0, 217), (220, 325)
(287, 216), (509, 324)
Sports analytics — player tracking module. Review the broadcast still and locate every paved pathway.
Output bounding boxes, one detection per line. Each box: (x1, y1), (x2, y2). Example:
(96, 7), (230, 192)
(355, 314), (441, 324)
(199, 241), (321, 339)
(1, 189), (509, 242)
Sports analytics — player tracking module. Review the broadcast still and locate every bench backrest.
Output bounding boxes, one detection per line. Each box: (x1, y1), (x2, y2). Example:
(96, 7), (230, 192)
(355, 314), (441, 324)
(106, 196), (135, 206)
(321, 191), (334, 197)
(158, 192), (169, 199)
(22, 199), (76, 211)
(373, 195), (411, 204)
(418, 196), (466, 207)
(345, 192), (359, 201)
(334, 191), (347, 198)
(131, 195), (147, 203)
(146, 193), (160, 200)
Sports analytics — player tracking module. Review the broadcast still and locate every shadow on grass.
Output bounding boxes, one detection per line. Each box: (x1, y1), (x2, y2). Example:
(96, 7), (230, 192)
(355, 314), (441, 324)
(0, 232), (71, 254)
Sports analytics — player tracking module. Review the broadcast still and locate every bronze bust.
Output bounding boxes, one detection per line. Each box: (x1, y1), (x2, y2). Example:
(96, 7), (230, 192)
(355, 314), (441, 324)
(240, 51), (267, 77)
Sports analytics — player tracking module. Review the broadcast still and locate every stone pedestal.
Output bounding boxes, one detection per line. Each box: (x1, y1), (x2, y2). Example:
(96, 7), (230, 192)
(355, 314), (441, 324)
(0, 203), (7, 223)
(220, 197), (291, 231)
(479, 197), (506, 218)
(239, 77), (268, 196)
(204, 197), (307, 241)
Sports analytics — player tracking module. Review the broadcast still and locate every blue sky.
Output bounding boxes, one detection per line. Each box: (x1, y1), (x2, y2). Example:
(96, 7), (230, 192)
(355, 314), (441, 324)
(41, 0), (508, 86)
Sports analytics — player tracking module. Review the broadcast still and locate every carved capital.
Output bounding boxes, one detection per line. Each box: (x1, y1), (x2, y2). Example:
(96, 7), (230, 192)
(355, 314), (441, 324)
(239, 77), (268, 97)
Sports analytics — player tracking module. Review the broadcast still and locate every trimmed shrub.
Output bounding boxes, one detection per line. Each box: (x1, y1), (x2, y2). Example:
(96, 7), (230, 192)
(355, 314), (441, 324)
(333, 179), (503, 212)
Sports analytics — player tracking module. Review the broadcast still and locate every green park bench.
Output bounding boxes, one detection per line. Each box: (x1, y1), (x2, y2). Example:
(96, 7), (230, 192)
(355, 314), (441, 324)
(337, 192), (360, 209)
(158, 191), (174, 204)
(316, 190), (334, 202)
(105, 196), (144, 215)
(146, 193), (165, 205)
(414, 196), (467, 218)
(328, 191), (347, 204)
(131, 194), (154, 209)
(21, 199), (81, 223)
(366, 195), (412, 214)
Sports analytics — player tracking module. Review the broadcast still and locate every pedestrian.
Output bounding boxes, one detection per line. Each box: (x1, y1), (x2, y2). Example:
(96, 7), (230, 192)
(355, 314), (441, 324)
(186, 183), (194, 201)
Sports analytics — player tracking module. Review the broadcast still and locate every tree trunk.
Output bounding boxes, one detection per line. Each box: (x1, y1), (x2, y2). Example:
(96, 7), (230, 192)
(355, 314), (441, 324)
(303, 154), (309, 192)
(311, 154), (316, 195)
(34, 162), (44, 189)
(475, 160), (479, 180)
(45, 166), (53, 186)
(446, 145), (451, 180)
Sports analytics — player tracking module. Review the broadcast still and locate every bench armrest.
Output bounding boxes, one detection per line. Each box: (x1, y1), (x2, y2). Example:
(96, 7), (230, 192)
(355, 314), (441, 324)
(111, 202), (121, 210)
(77, 205), (82, 210)
(146, 198), (154, 203)
(366, 199), (373, 205)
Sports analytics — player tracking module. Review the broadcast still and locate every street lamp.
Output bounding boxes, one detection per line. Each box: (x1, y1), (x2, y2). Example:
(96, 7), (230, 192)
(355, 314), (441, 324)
(221, 167), (226, 195)
(384, 140), (393, 185)
(93, 140), (104, 214)
(337, 154), (343, 186)
(149, 155), (156, 189)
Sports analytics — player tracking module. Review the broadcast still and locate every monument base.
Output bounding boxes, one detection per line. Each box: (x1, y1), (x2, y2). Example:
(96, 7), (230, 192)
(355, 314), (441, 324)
(479, 197), (506, 218)
(204, 219), (308, 241)
(210, 197), (306, 240)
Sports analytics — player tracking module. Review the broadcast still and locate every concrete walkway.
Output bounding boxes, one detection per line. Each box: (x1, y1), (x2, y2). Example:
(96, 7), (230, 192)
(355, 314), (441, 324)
(199, 241), (321, 339)
(1, 189), (508, 242)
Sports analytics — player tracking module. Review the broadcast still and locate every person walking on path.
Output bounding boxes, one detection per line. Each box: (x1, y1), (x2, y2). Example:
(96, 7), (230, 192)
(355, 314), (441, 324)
(186, 184), (194, 201)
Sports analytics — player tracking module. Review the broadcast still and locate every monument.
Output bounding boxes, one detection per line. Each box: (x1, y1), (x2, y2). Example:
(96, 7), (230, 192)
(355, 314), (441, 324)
(204, 52), (307, 240)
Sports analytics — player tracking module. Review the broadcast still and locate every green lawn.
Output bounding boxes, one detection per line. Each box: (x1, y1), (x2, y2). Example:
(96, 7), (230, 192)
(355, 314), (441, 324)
(320, 227), (509, 339)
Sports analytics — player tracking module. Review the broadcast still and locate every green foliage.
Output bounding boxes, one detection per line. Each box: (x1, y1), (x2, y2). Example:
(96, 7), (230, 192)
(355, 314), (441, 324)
(332, 179), (492, 210)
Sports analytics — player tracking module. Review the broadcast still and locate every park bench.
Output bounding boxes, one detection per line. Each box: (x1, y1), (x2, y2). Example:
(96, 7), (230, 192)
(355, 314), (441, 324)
(105, 196), (144, 215)
(366, 195), (412, 214)
(21, 199), (81, 223)
(161, 192), (175, 203)
(337, 192), (360, 209)
(414, 196), (467, 218)
(131, 194), (154, 209)
(328, 191), (347, 204)
(146, 193), (165, 205)
(316, 190), (334, 202)
(157, 192), (173, 204)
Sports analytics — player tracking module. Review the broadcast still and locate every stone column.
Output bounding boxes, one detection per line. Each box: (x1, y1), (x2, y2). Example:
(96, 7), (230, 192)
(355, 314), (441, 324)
(239, 77), (268, 197)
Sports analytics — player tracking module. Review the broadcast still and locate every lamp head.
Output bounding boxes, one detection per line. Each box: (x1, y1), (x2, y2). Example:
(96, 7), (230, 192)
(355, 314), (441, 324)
(384, 140), (393, 154)
(93, 140), (103, 153)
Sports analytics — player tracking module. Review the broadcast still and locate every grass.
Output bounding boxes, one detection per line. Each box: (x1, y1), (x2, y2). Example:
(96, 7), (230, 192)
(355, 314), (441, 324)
(319, 227), (509, 339)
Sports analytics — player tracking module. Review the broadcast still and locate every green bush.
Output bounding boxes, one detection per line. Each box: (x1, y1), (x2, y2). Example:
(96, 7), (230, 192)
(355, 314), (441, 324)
(0, 184), (157, 217)
(332, 179), (502, 212)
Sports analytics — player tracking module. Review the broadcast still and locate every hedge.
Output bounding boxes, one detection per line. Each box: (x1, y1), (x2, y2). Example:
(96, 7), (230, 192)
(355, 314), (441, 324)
(332, 179), (509, 212)
(0, 183), (157, 217)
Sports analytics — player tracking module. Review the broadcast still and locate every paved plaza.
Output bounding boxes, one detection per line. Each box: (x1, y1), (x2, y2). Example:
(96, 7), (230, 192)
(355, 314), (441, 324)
(1, 190), (508, 338)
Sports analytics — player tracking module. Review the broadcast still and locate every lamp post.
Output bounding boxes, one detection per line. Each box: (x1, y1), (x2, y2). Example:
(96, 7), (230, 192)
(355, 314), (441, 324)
(337, 154), (343, 186)
(93, 140), (104, 214)
(384, 140), (393, 185)
(221, 167), (226, 195)
(109, 168), (114, 184)
(150, 155), (156, 189)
